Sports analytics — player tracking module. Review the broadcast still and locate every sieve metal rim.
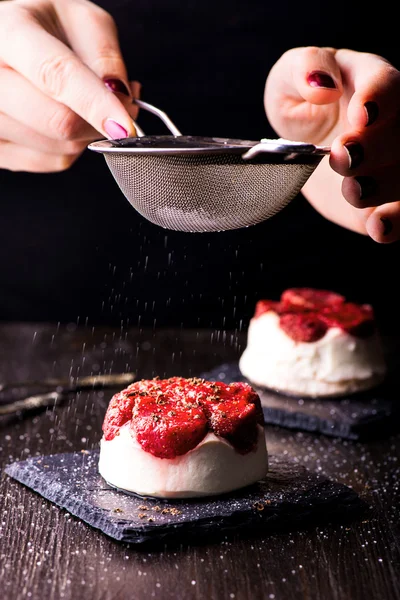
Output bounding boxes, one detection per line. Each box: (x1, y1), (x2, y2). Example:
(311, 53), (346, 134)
(88, 137), (255, 156)
(88, 135), (330, 164)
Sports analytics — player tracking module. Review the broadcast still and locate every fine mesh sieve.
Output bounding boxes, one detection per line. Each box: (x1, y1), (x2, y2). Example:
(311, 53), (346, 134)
(88, 100), (330, 233)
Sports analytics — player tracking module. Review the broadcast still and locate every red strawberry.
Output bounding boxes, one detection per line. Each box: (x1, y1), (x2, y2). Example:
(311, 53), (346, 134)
(320, 303), (375, 337)
(132, 397), (208, 459)
(254, 299), (280, 318)
(102, 377), (264, 458)
(102, 387), (137, 441)
(281, 288), (345, 311)
(204, 382), (264, 454)
(252, 288), (377, 342)
(279, 312), (328, 342)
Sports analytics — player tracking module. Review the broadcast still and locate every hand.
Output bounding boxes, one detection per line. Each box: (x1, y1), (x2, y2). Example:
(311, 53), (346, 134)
(264, 47), (400, 243)
(0, 0), (139, 173)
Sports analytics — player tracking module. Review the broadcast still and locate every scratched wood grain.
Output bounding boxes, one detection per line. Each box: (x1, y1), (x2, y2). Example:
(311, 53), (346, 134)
(0, 323), (399, 600)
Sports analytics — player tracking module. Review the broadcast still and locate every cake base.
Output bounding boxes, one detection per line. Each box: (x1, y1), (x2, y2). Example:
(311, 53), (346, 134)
(201, 362), (400, 441)
(5, 450), (366, 546)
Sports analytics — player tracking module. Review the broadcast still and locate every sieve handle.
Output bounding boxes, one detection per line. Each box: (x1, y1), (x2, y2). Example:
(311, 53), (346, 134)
(133, 99), (183, 137)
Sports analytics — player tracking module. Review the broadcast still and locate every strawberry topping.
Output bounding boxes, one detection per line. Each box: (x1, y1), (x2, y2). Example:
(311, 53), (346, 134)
(102, 390), (137, 440)
(102, 377), (264, 458)
(281, 288), (345, 311)
(279, 312), (328, 343)
(254, 288), (376, 342)
(320, 303), (375, 337)
(254, 299), (280, 318)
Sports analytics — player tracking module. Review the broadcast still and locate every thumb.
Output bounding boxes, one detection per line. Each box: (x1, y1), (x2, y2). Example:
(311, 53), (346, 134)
(265, 46), (343, 143)
(57, 0), (138, 136)
(291, 46), (343, 104)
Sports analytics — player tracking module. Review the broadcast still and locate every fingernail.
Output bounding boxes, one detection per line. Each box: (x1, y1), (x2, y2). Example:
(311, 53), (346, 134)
(104, 119), (128, 139)
(103, 78), (131, 97)
(355, 176), (378, 200)
(307, 71), (337, 89)
(364, 101), (378, 126)
(344, 142), (364, 169)
(380, 217), (393, 236)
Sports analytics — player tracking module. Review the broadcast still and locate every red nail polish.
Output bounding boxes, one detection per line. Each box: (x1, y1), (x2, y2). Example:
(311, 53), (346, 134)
(344, 142), (364, 170)
(307, 71), (337, 89)
(103, 78), (131, 97)
(355, 176), (378, 200)
(364, 101), (379, 126)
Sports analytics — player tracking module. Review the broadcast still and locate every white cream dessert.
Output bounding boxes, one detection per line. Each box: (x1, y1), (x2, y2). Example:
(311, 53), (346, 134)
(99, 377), (268, 498)
(99, 422), (267, 498)
(239, 288), (387, 398)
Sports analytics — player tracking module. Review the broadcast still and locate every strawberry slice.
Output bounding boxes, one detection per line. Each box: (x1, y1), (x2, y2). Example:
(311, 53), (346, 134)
(205, 383), (261, 454)
(254, 299), (280, 318)
(279, 312), (328, 342)
(102, 387), (137, 441)
(281, 288), (345, 311)
(132, 394), (208, 459)
(320, 302), (375, 337)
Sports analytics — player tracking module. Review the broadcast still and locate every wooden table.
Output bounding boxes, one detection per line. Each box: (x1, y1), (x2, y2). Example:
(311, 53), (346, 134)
(0, 322), (399, 600)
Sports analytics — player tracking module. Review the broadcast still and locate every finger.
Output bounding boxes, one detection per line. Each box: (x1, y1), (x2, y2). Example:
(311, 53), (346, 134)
(0, 140), (81, 173)
(130, 80), (142, 120)
(291, 46), (343, 104)
(341, 166), (400, 210)
(329, 116), (400, 178)
(264, 46), (343, 142)
(334, 49), (400, 130)
(130, 81), (142, 100)
(55, 1), (142, 123)
(0, 67), (97, 141)
(0, 112), (87, 155)
(366, 203), (400, 243)
(0, 7), (136, 138)
(56, 0), (131, 101)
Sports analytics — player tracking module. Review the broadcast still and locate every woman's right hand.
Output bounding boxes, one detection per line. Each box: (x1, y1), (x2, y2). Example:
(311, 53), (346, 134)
(264, 46), (400, 243)
(0, 0), (139, 173)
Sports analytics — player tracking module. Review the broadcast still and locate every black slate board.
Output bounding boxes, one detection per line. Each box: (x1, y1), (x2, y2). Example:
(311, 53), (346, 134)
(201, 363), (400, 441)
(5, 450), (366, 546)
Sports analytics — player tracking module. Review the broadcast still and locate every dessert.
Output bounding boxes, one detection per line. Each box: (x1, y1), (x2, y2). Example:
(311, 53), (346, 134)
(239, 288), (387, 398)
(98, 377), (268, 498)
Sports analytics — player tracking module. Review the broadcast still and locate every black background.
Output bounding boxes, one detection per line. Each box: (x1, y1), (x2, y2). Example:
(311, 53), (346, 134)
(1, 0), (399, 331)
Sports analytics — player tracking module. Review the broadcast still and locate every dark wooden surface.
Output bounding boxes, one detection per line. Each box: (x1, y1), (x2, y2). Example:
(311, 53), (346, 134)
(0, 322), (399, 600)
